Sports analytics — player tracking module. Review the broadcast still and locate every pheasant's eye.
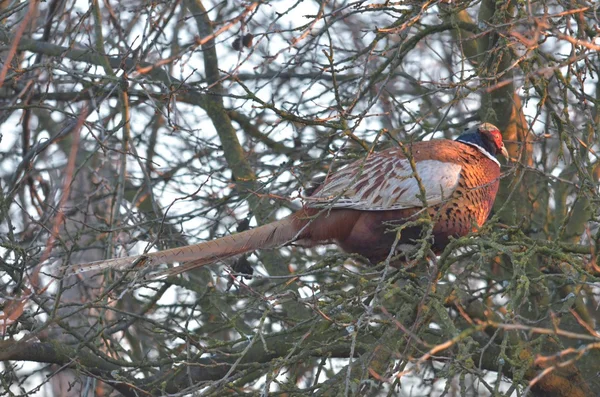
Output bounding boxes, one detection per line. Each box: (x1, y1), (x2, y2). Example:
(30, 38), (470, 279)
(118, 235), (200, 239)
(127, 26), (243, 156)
(490, 130), (502, 146)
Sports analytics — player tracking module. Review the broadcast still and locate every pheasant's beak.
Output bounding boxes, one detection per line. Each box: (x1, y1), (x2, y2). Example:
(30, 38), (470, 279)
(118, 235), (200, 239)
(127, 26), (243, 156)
(500, 145), (509, 159)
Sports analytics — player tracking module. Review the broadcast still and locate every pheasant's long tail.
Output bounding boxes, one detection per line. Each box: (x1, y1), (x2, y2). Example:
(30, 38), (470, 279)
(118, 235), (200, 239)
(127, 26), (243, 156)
(61, 215), (303, 279)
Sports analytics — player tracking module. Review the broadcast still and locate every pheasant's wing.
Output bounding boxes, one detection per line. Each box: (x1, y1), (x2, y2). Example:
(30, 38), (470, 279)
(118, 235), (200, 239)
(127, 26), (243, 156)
(305, 149), (462, 211)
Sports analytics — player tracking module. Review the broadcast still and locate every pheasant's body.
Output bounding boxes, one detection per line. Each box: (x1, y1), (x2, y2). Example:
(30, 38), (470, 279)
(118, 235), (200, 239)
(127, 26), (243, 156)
(295, 139), (502, 263)
(64, 124), (506, 278)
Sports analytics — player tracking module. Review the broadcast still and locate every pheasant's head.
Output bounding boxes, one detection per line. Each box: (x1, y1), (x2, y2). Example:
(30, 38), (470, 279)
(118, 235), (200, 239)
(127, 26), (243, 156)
(457, 123), (509, 159)
(477, 123), (509, 158)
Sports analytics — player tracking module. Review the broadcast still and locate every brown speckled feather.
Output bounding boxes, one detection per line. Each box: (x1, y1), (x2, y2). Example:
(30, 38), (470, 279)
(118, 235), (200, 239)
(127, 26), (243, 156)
(298, 140), (501, 263)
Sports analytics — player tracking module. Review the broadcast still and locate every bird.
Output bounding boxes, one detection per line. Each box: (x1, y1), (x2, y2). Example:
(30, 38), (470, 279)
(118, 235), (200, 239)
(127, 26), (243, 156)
(62, 123), (508, 279)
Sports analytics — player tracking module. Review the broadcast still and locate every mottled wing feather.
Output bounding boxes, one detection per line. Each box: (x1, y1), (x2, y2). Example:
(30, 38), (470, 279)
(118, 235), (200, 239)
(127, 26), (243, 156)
(306, 150), (462, 211)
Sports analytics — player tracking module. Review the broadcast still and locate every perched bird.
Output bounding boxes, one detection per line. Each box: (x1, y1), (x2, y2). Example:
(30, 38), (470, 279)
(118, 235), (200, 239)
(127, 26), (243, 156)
(63, 123), (507, 278)
(232, 33), (254, 51)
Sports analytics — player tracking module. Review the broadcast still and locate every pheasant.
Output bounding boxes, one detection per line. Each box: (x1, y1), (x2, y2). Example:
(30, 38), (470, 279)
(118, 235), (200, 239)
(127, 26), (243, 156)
(63, 123), (507, 278)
